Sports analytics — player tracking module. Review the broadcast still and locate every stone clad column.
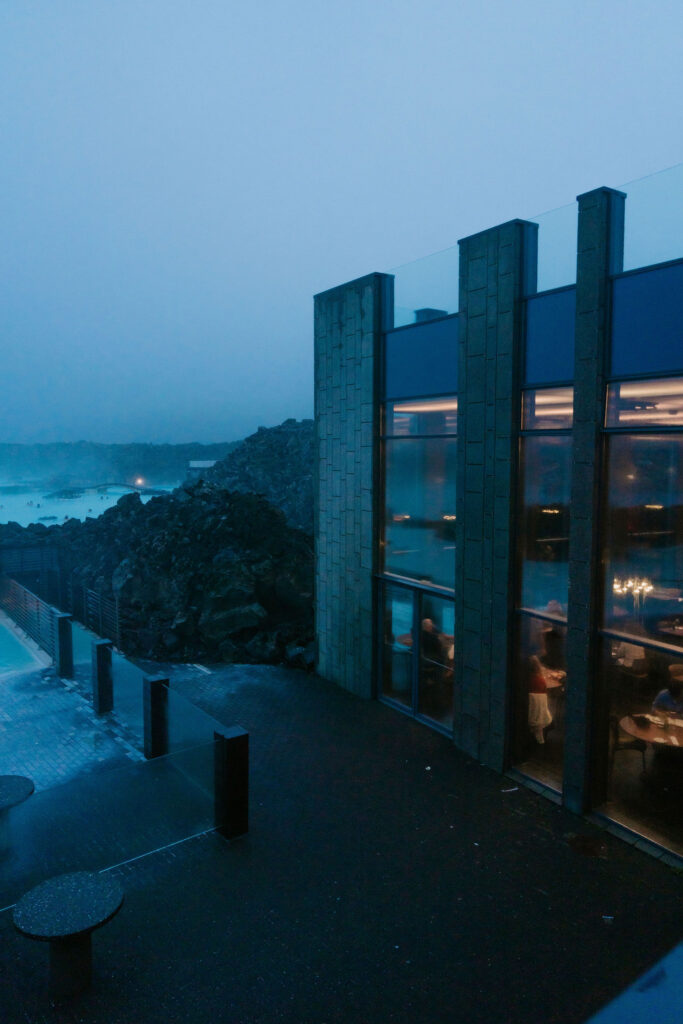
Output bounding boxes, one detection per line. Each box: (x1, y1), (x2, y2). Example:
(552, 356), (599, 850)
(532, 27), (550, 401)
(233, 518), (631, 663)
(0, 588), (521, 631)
(313, 273), (392, 698)
(91, 639), (113, 715)
(564, 187), (625, 814)
(455, 220), (537, 768)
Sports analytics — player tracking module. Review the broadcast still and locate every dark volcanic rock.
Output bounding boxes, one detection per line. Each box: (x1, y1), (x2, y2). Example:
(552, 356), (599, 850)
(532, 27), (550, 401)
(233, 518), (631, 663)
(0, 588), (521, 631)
(0, 481), (313, 666)
(203, 418), (314, 533)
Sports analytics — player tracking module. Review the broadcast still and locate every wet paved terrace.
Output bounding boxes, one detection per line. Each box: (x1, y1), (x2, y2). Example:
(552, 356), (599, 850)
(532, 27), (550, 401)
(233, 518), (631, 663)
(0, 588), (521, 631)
(1, 660), (681, 1023)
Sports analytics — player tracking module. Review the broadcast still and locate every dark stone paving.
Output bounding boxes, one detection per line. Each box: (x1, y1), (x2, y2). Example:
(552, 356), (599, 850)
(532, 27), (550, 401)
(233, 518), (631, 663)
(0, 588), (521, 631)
(1, 663), (681, 1024)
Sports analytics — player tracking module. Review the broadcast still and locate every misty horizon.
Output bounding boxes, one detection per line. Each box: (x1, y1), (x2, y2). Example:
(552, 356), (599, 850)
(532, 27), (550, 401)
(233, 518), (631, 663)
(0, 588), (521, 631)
(2, 2), (681, 444)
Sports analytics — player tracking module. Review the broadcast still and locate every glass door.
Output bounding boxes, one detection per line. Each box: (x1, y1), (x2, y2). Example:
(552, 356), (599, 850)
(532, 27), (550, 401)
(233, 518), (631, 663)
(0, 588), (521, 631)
(380, 582), (455, 734)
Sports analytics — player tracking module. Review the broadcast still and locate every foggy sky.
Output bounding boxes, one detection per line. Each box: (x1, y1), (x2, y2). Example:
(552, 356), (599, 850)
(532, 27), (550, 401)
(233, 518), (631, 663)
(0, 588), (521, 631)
(2, 0), (682, 444)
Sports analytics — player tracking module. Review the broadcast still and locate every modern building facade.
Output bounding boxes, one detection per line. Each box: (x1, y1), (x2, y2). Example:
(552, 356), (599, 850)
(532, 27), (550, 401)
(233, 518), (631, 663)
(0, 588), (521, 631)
(314, 167), (683, 858)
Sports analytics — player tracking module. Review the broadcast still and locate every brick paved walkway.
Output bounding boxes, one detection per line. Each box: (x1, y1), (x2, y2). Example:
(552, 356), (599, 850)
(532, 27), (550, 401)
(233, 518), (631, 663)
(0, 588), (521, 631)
(0, 665), (141, 791)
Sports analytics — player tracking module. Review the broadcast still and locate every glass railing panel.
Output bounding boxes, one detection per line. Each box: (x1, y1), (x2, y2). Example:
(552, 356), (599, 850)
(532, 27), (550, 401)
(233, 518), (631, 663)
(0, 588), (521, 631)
(111, 652), (145, 740)
(621, 163), (683, 272)
(71, 620), (99, 666)
(0, 741), (218, 909)
(529, 201), (577, 294)
(390, 245), (459, 328)
(166, 686), (220, 751)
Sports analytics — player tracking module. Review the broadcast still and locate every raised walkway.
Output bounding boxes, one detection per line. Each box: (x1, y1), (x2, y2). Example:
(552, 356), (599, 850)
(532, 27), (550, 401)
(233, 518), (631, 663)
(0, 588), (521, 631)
(1, 662), (681, 1023)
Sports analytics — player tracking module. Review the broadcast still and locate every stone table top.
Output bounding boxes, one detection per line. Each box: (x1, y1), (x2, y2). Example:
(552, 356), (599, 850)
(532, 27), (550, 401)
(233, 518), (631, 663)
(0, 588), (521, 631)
(0, 775), (34, 812)
(13, 871), (124, 941)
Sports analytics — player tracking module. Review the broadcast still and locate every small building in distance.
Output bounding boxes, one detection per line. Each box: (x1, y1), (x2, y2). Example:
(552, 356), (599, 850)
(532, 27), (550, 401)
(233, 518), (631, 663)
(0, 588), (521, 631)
(187, 460), (217, 480)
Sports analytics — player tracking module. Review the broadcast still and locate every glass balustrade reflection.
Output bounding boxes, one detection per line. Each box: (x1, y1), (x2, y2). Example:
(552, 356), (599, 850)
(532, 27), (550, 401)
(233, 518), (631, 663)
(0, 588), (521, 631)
(0, 742), (219, 909)
(620, 163), (683, 272)
(390, 245), (459, 328)
(528, 201), (577, 295)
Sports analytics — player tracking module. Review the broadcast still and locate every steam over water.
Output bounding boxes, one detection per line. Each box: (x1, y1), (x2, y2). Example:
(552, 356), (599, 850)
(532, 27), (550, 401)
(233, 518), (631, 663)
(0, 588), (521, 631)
(0, 484), (175, 528)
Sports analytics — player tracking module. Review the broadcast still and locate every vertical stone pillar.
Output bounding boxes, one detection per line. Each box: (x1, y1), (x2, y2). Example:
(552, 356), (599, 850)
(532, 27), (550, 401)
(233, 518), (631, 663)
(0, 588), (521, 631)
(56, 613), (73, 679)
(214, 726), (249, 839)
(564, 187), (625, 814)
(313, 273), (392, 698)
(455, 220), (537, 768)
(91, 639), (113, 715)
(143, 675), (169, 759)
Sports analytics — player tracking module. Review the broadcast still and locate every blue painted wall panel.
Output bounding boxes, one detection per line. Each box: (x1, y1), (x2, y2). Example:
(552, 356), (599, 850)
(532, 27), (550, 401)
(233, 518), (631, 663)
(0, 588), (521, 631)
(384, 316), (458, 399)
(611, 261), (683, 377)
(524, 287), (576, 385)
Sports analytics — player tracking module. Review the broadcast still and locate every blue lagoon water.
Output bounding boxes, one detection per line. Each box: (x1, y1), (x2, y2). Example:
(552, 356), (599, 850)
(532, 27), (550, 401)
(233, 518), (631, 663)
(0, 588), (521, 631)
(0, 484), (175, 528)
(0, 617), (39, 674)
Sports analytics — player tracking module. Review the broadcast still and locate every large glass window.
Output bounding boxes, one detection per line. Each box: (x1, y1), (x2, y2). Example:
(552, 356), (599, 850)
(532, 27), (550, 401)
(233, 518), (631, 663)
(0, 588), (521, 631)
(512, 615), (568, 794)
(599, 382), (682, 854)
(513, 392), (572, 792)
(385, 398), (458, 437)
(380, 584), (413, 711)
(382, 396), (457, 591)
(602, 434), (683, 647)
(522, 388), (574, 431)
(605, 377), (683, 428)
(600, 641), (683, 856)
(417, 595), (455, 730)
(518, 435), (572, 615)
(379, 583), (455, 733)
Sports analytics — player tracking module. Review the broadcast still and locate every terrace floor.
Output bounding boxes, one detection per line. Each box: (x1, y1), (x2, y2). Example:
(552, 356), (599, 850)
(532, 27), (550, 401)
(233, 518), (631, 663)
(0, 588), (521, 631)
(1, 661), (681, 1023)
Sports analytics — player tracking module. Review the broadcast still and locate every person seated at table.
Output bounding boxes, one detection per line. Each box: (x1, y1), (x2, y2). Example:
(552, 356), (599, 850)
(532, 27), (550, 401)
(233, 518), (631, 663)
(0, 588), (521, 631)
(652, 676), (683, 715)
(421, 618), (444, 663)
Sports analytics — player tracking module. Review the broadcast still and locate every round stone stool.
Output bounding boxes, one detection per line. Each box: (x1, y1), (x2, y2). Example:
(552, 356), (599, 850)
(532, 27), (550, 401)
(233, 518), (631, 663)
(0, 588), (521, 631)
(13, 871), (124, 997)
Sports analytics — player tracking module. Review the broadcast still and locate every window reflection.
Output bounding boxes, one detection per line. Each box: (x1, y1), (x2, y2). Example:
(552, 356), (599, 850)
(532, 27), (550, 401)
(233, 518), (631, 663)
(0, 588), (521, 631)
(385, 397), (458, 437)
(417, 597), (455, 730)
(600, 641), (683, 855)
(383, 436), (456, 590)
(380, 586), (455, 731)
(602, 434), (683, 647)
(518, 436), (571, 614)
(512, 615), (567, 792)
(522, 387), (574, 430)
(380, 585), (413, 709)
(605, 377), (683, 427)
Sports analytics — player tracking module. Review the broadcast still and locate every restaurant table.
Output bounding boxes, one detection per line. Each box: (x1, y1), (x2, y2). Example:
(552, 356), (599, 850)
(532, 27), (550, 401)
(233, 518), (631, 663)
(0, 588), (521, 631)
(619, 713), (683, 749)
(0, 775), (34, 854)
